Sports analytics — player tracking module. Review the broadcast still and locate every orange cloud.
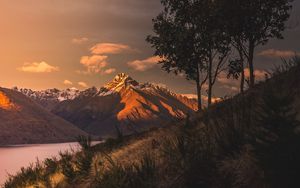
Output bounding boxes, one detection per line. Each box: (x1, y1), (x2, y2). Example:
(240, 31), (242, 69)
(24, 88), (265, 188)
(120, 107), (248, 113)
(63, 80), (73, 85)
(78, 82), (88, 88)
(71, 37), (89, 44)
(217, 72), (238, 85)
(213, 67), (269, 94)
(222, 85), (239, 92)
(258, 49), (297, 58)
(181, 94), (221, 104)
(244, 68), (267, 81)
(202, 95), (222, 104)
(79, 55), (108, 74)
(18, 61), (59, 73)
(90, 43), (135, 55)
(128, 56), (162, 71)
(104, 68), (116, 74)
(217, 72), (241, 92)
(217, 68), (267, 91)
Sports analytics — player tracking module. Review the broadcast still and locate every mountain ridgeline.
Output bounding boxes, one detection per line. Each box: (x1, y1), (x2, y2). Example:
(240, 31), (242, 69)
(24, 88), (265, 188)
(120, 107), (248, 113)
(0, 88), (87, 145)
(15, 73), (197, 138)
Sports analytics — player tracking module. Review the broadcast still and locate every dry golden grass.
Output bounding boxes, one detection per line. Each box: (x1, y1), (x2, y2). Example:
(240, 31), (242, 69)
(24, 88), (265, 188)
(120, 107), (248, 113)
(49, 172), (65, 187)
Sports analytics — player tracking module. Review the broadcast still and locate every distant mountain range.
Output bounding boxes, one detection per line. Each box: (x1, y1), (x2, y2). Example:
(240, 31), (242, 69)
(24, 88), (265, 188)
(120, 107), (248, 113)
(14, 73), (197, 138)
(12, 87), (81, 110)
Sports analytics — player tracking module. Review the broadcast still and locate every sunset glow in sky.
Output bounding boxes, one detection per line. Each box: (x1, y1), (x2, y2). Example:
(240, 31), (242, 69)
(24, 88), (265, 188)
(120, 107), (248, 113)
(0, 0), (299, 97)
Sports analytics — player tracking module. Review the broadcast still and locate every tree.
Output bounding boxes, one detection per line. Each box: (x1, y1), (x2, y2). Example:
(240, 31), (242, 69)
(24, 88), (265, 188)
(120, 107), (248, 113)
(225, 0), (293, 88)
(147, 0), (231, 108)
(146, 0), (208, 111)
(227, 58), (245, 93)
(193, 0), (231, 106)
(223, 0), (247, 93)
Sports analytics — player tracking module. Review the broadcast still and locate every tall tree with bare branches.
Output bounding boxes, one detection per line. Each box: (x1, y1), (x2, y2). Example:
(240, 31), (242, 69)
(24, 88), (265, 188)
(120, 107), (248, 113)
(193, 0), (231, 106)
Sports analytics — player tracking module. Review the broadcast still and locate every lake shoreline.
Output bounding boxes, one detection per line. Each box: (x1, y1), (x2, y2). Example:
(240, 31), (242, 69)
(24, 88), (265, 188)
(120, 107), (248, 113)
(0, 137), (102, 148)
(0, 142), (98, 186)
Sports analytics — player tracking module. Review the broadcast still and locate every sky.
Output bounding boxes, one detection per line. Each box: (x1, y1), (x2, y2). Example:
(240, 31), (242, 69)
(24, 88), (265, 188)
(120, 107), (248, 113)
(0, 0), (299, 98)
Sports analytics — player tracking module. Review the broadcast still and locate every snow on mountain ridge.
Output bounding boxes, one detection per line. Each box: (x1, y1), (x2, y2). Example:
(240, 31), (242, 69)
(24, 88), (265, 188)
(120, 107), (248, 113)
(13, 87), (81, 102)
(14, 73), (192, 102)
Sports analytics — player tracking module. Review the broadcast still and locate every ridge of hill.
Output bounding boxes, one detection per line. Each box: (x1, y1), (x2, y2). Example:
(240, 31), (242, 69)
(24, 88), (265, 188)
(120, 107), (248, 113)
(0, 87), (87, 145)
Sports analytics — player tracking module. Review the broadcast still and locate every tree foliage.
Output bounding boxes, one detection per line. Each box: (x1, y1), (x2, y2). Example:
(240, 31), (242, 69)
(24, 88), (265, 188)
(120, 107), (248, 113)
(224, 0), (293, 88)
(147, 0), (209, 110)
(148, 0), (293, 107)
(147, 0), (232, 108)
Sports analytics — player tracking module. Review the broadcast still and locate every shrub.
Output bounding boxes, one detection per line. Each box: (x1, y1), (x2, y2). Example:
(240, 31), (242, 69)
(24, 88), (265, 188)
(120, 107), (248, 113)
(59, 151), (76, 183)
(89, 153), (158, 188)
(254, 85), (300, 187)
(4, 161), (48, 188)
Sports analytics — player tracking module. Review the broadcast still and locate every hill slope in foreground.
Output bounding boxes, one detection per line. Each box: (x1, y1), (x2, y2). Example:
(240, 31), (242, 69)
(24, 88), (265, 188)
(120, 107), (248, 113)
(0, 87), (87, 145)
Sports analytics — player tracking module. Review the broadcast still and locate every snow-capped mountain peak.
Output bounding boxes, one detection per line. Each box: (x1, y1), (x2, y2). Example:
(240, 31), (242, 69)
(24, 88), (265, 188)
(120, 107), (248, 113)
(103, 73), (139, 92)
(113, 73), (131, 83)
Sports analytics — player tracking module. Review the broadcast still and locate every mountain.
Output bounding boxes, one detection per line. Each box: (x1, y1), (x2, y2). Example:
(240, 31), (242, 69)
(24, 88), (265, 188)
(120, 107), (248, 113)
(54, 73), (197, 137)
(0, 87), (87, 145)
(17, 73), (197, 137)
(13, 87), (80, 110)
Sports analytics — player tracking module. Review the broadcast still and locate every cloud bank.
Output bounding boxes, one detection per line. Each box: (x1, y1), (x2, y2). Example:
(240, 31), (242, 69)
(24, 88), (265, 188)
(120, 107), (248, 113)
(79, 55), (108, 74)
(128, 56), (162, 71)
(78, 81), (88, 88)
(181, 94), (221, 104)
(63, 80), (73, 85)
(90, 43), (135, 55)
(72, 37), (89, 44)
(18, 62), (59, 73)
(104, 68), (116, 74)
(258, 49), (297, 58)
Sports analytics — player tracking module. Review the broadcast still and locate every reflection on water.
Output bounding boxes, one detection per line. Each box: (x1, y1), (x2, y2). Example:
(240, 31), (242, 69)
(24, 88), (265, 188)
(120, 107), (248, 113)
(0, 142), (82, 186)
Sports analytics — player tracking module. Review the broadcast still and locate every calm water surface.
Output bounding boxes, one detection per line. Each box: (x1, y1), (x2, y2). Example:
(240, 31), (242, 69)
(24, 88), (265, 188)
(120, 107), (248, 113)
(0, 142), (82, 186)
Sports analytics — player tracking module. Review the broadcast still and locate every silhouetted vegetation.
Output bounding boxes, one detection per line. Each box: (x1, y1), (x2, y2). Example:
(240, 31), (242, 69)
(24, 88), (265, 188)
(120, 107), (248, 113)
(4, 160), (52, 188)
(254, 85), (300, 187)
(147, 0), (293, 107)
(147, 0), (231, 109)
(88, 153), (158, 188)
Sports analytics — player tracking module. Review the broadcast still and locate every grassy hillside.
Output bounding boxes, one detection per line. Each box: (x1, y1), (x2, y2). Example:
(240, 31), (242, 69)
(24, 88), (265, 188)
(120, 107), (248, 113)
(0, 88), (87, 145)
(4, 56), (300, 188)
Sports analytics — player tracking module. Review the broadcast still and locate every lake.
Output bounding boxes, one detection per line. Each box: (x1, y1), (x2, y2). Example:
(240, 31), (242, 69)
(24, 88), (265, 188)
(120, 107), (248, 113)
(0, 142), (83, 186)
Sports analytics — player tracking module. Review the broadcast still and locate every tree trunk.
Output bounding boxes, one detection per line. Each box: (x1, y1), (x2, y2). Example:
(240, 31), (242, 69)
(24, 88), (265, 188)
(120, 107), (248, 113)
(196, 80), (202, 112)
(248, 41), (255, 88)
(238, 46), (245, 93)
(207, 56), (213, 107)
(196, 63), (202, 112)
(240, 65), (245, 93)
